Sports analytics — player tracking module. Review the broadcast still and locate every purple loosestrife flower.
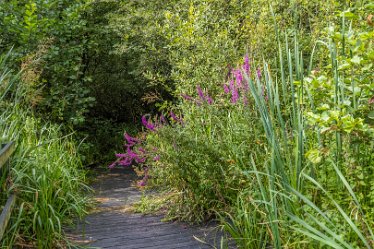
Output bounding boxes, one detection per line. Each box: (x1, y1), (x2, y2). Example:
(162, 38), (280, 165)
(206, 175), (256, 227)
(138, 167), (149, 186)
(181, 93), (193, 101)
(243, 55), (250, 73)
(124, 133), (139, 146)
(110, 129), (148, 169)
(141, 115), (156, 131)
(126, 147), (138, 158)
(170, 111), (182, 123)
(229, 79), (235, 91)
(137, 180), (146, 187)
(135, 157), (146, 164)
(223, 84), (230, 94)
(229, 79), (239, 104)
(235, 69), (243, 88)
(197, 85), (205, 100)
(126, 147), (146, 164)
(119, 158), (132, 166)
(160, 114), (167, 125)
(153, 155), (160, 161)
(196, 85), (213, 104)
(231, 89), (239, 104)
(257, 67), (262, 79)
(206, 96), (213, 105)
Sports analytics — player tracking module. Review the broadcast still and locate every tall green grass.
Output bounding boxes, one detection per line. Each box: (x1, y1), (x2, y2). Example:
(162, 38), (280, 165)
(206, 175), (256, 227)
(0, 53), (89, 248)
(221, 5), (373, 248)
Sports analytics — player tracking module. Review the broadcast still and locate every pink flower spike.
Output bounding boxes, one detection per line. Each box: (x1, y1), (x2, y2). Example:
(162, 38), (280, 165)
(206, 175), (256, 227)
(229, 79), (235, 91)
(235, 70), (243, 88)
(197, 85), (205, 100)
(160, 114), (167, 124)
(223, 84), (230, 94)
(257, 67), (262, 79)
(243, 55), (250, 73)
(206, 96), (213, 105)
(126, 147), (138, 158)
(141, 115), (155, 131)
(229, 79), (239, 104)
(118, 158), (132, 166)
(135, 157), (146, 164)
(170, 111), (181, 122)
(137, 180), (146, 187)
(124, 133), (139, 146)
(231, 90), (239, 104)
(181, 94), (193, 101)
(108, 162), (117, 169)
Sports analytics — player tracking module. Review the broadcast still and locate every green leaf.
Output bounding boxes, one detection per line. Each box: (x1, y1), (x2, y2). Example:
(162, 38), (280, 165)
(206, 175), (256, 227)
(351, 56), (362, 65)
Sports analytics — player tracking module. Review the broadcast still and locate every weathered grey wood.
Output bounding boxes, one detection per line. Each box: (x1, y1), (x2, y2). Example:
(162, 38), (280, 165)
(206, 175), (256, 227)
(0, 141), (16, 242)
(68, 168), (235, 249)
(0, 194), (16, 241)
(0, 142), (15, 170)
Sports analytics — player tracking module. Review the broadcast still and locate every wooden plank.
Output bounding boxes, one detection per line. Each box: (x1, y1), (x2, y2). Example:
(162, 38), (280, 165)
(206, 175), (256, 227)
(0, 142), (15, 170)
(68, 168), (237, 249)
(0, 142), (16, 241)
(0, 194), (16, 241)
(95, 232), (202, 249)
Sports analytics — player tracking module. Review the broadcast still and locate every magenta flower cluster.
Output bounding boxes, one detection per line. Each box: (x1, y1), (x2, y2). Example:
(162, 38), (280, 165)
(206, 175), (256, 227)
(222, 55), (253, 104)
(109, 113), (181, 169)
(181, 86), (214, 106)
(109, 133), (146, 168)
(142, 115), (156, 131)
(110, 54), (264, 186)
(197, 85), (214, 105)
(180, 55), (262, 106)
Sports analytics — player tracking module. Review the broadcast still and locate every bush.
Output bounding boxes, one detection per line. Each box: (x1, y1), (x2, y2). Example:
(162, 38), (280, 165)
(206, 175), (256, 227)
(0, 53), (89, 248)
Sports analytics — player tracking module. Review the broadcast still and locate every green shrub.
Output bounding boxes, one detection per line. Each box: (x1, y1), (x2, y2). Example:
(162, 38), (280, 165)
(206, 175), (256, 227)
(0, 53), (89, 248)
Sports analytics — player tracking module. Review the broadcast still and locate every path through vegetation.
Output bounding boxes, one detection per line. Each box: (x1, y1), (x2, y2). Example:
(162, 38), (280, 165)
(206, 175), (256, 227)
(68, 168), (228, 248)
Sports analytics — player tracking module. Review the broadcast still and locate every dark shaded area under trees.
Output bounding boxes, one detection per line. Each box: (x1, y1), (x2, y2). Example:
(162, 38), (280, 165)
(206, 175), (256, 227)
(0, 0), (175, 165)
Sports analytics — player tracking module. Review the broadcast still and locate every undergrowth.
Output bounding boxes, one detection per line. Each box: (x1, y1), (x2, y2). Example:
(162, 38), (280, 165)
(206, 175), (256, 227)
(0, 52), (90, 248)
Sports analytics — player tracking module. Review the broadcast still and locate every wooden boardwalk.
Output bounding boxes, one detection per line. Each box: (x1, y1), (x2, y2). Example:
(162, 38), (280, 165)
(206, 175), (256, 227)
(68, 168), (230, 249)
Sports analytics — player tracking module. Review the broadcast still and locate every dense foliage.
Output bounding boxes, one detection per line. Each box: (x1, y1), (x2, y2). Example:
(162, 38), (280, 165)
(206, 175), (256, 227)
(112, 1), (374, 248)
(0, 0), (373, 248)
(0, 0), (171, 165)
(0, 54), (88, 248)
(0, 0), (94, 125)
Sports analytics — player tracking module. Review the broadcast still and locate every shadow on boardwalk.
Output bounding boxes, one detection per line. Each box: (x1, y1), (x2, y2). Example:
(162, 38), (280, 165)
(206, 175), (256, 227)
(67, 167), (233, 249)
